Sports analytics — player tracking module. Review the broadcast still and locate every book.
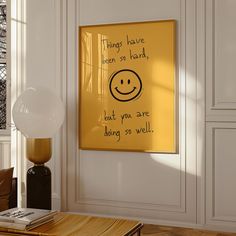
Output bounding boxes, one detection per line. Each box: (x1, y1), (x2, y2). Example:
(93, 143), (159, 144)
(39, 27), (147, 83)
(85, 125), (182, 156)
(0, 208), (57, 230)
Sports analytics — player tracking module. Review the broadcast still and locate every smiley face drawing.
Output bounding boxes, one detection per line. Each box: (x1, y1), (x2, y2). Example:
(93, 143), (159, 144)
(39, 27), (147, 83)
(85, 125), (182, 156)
(109, 69), (142, 102)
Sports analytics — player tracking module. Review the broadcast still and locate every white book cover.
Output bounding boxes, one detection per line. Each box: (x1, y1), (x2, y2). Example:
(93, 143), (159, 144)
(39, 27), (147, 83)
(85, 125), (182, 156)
(0, 208), (57, 230)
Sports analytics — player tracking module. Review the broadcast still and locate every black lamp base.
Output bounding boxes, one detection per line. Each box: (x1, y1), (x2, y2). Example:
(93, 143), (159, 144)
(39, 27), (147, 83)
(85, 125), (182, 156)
(27, 165), (51, 210)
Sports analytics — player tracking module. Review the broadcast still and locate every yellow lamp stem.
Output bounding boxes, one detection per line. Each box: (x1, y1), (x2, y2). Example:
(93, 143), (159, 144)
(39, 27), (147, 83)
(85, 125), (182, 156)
(26, 138), (52, 209)
(26, 138), (52, 165)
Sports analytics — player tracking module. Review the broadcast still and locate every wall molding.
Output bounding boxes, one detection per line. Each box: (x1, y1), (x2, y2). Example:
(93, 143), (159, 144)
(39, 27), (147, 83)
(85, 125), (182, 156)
(61, 0), (80, 211)
(206, 123), (236, 230)
(207, 0), (236, 112)
(75, 0), (187, 214)
(0, 140), (11, 169)
(60, 0), (202, 224)
(196, 0), (206, 225)
(205, 0), (236, 231)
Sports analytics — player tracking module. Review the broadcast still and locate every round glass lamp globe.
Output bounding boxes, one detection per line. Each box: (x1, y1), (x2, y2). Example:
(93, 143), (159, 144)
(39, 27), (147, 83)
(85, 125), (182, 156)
(12, 87), (65, 138)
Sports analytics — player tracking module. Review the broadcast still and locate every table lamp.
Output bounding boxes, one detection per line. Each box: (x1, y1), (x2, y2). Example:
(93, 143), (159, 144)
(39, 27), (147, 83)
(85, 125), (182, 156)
(12, 87), (65, 210)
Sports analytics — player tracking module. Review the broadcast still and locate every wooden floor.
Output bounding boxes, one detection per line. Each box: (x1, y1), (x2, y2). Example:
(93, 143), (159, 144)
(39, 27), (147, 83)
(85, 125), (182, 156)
(141, 225), (236, 236)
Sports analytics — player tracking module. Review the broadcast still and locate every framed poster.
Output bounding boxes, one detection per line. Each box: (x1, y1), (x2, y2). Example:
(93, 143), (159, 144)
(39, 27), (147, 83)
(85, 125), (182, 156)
(79, 20), (177, 153)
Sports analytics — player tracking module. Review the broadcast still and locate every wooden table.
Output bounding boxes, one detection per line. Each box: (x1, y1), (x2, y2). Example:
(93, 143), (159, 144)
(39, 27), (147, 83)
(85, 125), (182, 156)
(0, 212), (143, 236)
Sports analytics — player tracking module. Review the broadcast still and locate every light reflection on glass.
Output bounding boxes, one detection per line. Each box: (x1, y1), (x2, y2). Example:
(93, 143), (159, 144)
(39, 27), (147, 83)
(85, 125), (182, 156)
(82, 32), (93, 93)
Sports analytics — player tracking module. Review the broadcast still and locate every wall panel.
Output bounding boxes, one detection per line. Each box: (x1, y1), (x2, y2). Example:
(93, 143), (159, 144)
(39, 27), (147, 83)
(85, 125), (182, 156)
(206, 0), (236, 121)
(206, 123), (236, 229)
(62, 0), (199, 224)
(206, 0), (236, 231)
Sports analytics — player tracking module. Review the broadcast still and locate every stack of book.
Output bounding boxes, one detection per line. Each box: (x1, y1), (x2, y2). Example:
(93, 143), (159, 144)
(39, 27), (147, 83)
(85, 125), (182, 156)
(0, 208), (57, 231)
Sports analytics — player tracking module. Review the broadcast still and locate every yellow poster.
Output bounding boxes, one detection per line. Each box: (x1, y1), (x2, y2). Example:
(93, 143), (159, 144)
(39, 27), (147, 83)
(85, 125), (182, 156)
(79, 20), (176, 153)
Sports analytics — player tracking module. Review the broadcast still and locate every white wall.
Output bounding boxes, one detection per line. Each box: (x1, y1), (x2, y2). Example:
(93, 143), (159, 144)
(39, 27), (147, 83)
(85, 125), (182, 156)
(24, 0), (62, 209)
(10, 0), (236, 233)
(10, 0), (62, 209)
(205, 0), (236, 232)
(62, 0), (201, 226)
(0, 136), (11, 169)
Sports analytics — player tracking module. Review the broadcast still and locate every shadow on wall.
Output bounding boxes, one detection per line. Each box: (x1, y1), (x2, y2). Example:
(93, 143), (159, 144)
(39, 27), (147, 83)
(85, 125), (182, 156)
(77, 149), (198, 221)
